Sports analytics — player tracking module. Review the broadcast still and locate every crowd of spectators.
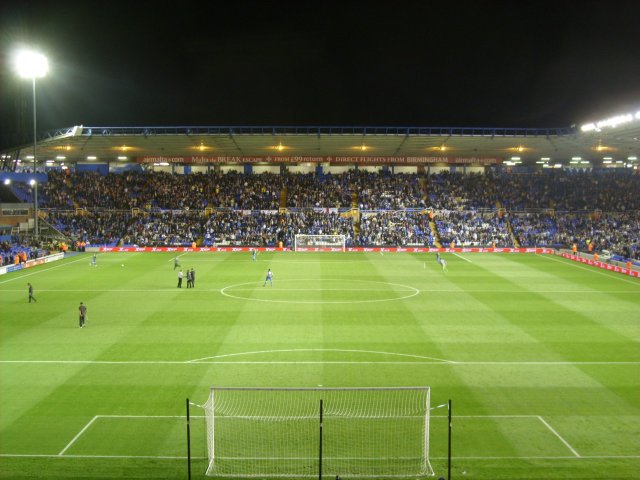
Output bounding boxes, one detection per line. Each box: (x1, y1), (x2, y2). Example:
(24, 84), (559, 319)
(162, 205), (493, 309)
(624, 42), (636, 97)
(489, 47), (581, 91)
(36, 169), (640, 212)
(436, 211), (512, 247)
(0, 238), (48, 266)
(46, 211), (130, 246)
(356, 211), (433, 246)
(5, 168), (637, 259)
(492, 169), (640, 211)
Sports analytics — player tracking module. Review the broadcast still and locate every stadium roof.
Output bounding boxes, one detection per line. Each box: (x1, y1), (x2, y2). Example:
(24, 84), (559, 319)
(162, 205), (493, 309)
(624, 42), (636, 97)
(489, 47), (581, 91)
(2, 118), (640, 169)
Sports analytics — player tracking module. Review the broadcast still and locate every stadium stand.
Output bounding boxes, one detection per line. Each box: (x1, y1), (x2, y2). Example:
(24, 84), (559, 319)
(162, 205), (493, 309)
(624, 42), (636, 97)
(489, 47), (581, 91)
(2, 169), (639, 261)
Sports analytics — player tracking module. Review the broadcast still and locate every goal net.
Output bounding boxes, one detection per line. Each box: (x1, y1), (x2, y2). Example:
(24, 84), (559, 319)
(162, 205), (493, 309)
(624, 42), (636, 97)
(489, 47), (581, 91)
(202, 386), (433, 478)
(294, 234), (346, 251)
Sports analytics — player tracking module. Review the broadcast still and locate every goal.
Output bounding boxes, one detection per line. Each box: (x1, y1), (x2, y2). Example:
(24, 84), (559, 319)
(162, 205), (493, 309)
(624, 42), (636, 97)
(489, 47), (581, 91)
(294, 234), (346, 251)
(201, 386), (434, 478)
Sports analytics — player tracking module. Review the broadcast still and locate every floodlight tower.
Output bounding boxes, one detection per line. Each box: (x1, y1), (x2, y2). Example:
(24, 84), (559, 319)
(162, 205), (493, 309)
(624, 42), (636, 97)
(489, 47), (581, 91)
(15, 49), (49, 239)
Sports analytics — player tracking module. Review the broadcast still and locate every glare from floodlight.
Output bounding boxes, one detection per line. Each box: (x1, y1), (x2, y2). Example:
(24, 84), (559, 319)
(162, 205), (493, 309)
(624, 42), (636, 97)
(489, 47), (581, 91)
(29, 179), (36, 186)
(580, 111), (637, 132)
(14, 50), (49, 78)
(3, 179), (10, 185)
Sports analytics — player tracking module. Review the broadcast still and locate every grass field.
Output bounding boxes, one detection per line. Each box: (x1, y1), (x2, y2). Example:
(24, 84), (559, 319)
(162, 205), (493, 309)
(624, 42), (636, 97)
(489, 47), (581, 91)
(1, 251), (639, 480)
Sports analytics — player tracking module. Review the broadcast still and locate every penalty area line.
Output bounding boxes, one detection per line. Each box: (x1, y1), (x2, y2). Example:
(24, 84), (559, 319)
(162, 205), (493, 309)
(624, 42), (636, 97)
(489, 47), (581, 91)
(58, 416), (99, 456)
(538, 416), (581, 458)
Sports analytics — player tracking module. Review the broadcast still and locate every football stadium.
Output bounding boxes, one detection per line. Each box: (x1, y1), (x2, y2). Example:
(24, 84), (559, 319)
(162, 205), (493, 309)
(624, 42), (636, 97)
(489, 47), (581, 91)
(1, 112), (639, 480)
(1, 4), (640, 479)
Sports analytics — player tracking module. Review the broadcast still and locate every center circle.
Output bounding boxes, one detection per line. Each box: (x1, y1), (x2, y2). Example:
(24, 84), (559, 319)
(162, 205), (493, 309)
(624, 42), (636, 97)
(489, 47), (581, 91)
(220, 278), (420, 304)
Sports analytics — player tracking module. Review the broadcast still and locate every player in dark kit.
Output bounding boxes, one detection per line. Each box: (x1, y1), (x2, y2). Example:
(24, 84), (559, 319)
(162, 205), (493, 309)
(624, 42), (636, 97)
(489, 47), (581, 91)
(28, 283), (37, 303)
(79, 302), (87, 328)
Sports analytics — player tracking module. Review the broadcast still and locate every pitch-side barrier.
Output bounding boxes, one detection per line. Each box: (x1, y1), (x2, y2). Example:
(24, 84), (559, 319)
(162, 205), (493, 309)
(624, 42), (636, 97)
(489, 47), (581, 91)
(0, 252), (65, 276)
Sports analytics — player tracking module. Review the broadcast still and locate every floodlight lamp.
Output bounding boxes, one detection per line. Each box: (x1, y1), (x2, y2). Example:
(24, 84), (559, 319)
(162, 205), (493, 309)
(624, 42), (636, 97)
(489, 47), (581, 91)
(14, 50), (49, 78)
(3, 178), (10, 185)
(29, 179), (36, 186)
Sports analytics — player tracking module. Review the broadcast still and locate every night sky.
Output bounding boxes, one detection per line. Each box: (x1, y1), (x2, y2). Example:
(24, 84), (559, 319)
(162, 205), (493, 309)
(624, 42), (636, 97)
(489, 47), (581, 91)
(1, 0), (640, 147)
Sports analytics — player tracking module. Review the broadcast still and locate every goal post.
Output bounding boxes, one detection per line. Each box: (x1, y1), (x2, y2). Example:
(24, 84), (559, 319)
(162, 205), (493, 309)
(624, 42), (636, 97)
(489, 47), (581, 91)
(294, 234), (346, 251)
(201, 386), (434, 478)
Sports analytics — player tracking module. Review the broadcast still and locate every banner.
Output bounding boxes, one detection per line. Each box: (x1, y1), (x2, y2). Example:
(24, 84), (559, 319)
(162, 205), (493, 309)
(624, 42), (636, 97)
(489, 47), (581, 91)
(100, 246), (553, 254)
(560, 253), (639, 278)
(137, 155), (502, 165)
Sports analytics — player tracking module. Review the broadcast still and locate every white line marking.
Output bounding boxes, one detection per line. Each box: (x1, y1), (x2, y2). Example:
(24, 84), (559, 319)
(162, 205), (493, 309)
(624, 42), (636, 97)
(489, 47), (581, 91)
(0, 257), (87, 285)
(187, 348), (452, 363)
(452, 252), (473, 263)
(97, 415), (205, 418)
(1, 453), (638, 460)
(58, 416), (98, 456)
(1, 360), (638, 366)
(1, 414), (635, 462)
(3, 287), (637, 294)
(220, 279), (420, 304)
(538, 416), (581, 458)
(0, 454), (207, 459)
(167, 253), (188, 262)
(540, 255), (640, 286)
(220, 288), (416, 292)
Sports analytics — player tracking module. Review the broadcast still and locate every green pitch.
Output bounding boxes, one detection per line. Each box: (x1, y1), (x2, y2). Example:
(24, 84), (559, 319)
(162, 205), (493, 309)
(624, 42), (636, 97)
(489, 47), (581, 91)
(1, 251), (638, 479)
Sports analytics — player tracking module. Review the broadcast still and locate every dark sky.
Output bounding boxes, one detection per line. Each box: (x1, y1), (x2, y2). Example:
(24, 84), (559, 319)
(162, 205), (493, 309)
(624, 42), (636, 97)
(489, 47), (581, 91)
(1, 0), (640, 145)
